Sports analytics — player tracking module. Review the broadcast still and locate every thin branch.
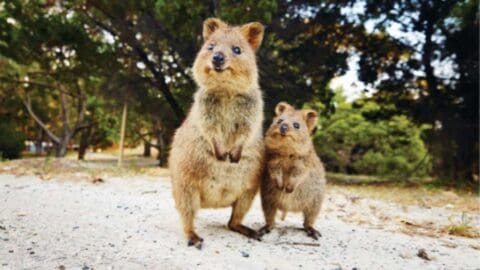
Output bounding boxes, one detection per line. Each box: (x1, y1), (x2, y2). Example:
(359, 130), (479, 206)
(58, 86), (72, 136)
(73, 81), (87, 130)
(21, 93), (60, 144)
(136, 130), (163, 148)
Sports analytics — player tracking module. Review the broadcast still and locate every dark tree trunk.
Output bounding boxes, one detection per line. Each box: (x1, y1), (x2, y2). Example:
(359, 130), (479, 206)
(143, 142), (151, 157)
(78, 127), (92, 160)
(35, 126), (44, 155)
(55, 138), (69, 157)
(156, 131), (166, 167)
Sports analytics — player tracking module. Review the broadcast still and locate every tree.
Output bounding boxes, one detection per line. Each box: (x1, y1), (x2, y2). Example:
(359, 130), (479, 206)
(0, 0), (117, 157)
(0, 121), (25, 159)
(354, 0), (478, 183)
(72, 1), (361, 164)
(76, 95), (119, 160)
(314, 90), (431, 177)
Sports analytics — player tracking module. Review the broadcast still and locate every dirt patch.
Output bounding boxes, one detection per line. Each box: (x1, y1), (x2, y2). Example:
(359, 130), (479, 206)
(1, 174), (479, 269)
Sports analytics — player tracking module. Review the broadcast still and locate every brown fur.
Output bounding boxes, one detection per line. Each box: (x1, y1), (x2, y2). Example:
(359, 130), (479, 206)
(259, 102), (326, 240)
(169, 18), (265, 248)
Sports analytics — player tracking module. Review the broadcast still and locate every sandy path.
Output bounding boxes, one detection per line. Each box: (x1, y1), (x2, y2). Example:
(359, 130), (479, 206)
(0, 174), (478, 270)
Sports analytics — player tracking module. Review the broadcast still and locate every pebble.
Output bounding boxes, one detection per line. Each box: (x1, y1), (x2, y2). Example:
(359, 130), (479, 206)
(241, 251), (249, 258)
(417, 248), (431, 261)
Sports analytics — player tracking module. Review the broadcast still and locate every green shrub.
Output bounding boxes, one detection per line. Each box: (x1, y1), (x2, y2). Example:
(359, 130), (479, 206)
(314, 93), (431, 178)
(0, 122), (25, 159)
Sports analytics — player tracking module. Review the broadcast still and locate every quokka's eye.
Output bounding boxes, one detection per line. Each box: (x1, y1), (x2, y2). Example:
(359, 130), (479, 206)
(277, 119), (283, 124)
(232, 46), (241, 55)
(293, 122), (300, 129)
(207, 44), (215, 51)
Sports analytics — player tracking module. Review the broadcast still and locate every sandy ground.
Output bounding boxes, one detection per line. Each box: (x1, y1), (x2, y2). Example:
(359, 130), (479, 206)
(0, 173), (479, 270)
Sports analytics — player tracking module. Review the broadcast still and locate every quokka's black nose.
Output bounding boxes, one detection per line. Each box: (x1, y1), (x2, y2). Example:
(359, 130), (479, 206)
(280, 123), (288, 135)
(212, 52), (225, 67)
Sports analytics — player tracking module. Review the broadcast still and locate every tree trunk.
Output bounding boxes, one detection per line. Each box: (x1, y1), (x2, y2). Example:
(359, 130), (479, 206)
(35, 126), (44, 155)
(55, 138), (69, 157)
(156, 130), (166, 166)
(118, 102), (128, 166)
(143, 142), (151, 157)
(78, 126), (92, 160)
(21, 85), (89, 159)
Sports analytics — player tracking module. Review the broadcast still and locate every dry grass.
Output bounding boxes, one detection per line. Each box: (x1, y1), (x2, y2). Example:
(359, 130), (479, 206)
(0, 155), (170, 183)
(1, 157), (477, 212)
(441, 212), (480, 238)
(330, 184), (479, 212)
(444, 224), (480, 238)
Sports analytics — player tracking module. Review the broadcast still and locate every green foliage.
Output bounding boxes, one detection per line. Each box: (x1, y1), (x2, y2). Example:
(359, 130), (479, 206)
(0, 1), (476, 182)
(0, 121), (25, 159)
(357, 0), (478, 182)
(83, 95), (119, 149)
(314, 90), (431, 177)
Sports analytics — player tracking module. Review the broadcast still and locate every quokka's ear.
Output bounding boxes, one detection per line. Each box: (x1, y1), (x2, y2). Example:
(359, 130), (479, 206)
(275, 102), (294, 116)
(302, 109), (318, 134)
(240, 22), (264, 50)
(203, 18), (227, 41)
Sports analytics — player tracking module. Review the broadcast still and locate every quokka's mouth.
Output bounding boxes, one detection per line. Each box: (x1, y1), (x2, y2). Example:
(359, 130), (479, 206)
(214, 66), (224, 72)
(207, 64), (230, 73)
(270, 131), (292, 139)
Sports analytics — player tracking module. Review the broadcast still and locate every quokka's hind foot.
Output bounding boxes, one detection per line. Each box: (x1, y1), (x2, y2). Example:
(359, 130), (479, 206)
(258, 225), (273, 236)
(304, 226), (322, 240)
(229, 223), (262, 241)
(187, 232), (204, 249)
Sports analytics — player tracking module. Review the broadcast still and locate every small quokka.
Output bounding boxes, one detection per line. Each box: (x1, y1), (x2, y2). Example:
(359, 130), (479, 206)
(169, 18), (265, 249)
(259, 102), (326, 240)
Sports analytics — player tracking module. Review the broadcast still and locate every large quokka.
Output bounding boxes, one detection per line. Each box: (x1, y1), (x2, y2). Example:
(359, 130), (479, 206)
(169, 18), (265, 248)
(259, 102), (326, 240)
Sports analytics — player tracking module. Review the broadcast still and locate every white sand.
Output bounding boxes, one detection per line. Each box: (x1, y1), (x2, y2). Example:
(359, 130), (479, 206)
(0, 174), (478, 270)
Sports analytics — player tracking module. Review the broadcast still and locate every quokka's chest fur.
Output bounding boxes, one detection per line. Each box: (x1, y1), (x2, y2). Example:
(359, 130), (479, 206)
(197, 92), (259, 140)
(201, 92), (256, 119)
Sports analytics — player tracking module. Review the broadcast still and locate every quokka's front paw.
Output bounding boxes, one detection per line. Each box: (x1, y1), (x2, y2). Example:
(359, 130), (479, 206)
(274, 177), (284, 190)
(214, 150), (228, 161)
(285, 183), (295, 193)
(228, 145), (243, 163)
(212, 140), (228, 161)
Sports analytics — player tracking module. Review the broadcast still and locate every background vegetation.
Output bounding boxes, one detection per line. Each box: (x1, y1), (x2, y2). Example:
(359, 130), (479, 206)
(0, 0), (477, 187)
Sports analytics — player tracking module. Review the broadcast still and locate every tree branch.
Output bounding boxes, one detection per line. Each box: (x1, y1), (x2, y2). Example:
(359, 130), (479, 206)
(58, 84), (72, 136)
(136, 130), (163, 148)
(85, 3), (185, 121)
(21, 93), (60, 144)
(0, 77), (81, 98)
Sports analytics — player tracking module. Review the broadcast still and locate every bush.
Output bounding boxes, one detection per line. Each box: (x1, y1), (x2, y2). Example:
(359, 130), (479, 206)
(314, 93), (431, 177)
(0, 122), (25, 159)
